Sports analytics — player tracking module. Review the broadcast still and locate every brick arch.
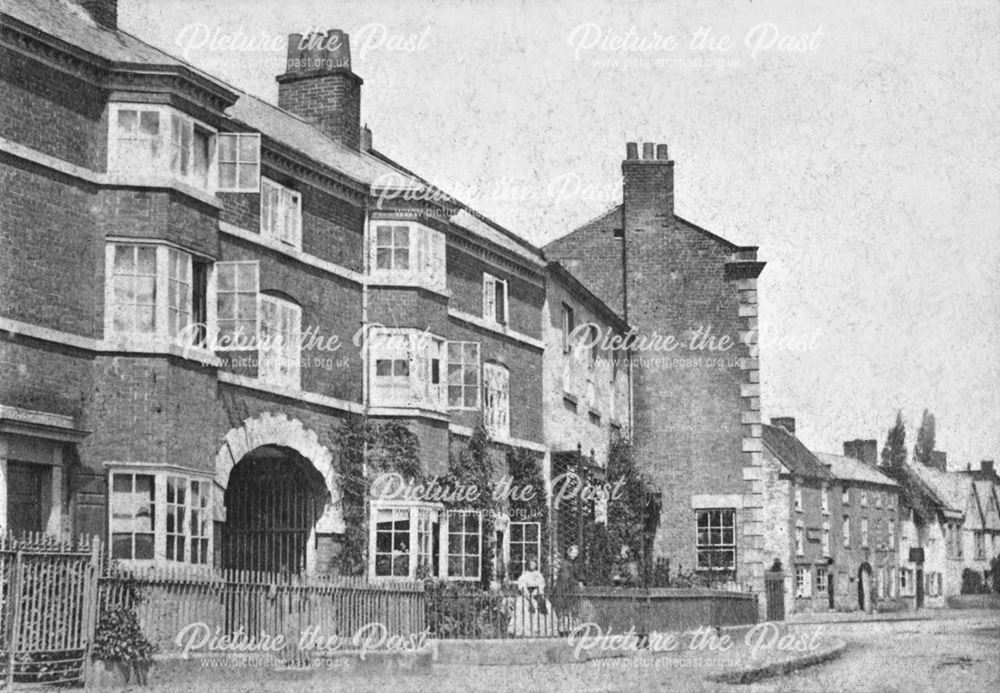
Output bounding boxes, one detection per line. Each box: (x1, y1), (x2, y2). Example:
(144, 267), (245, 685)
(215, 413), (344, 533)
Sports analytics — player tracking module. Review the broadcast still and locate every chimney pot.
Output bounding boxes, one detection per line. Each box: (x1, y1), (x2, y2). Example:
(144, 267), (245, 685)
(930, 450), (947, 472)
(770, 417), (796, 436)
(656, 144), (669, 160)
(626, 142), (639, 160)
(980, 460), (995, 478)
(843, 439), (878, 466)
(642, 142), (655, 160)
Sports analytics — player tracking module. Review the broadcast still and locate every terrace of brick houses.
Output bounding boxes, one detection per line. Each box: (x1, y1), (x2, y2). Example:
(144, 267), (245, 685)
(0, 1), (998, 684)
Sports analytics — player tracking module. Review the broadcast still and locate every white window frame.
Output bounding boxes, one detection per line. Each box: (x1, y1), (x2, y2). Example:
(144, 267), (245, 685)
(794, 483), (803, 512)
(368, 328), (446, 410)
(795, 566), (812, 598)
(215, 261), (259, 351)
(561, 303), (575, 354)
(216, 132), (261, 192)
(821, 484), (829, 515)
(795, 520), (805, 556)
(258, 294), (302, 390)
(482, 273), (509, 326)
(695, 508), (736, 573)
(108, 467), (213, 567)
(843, 515), (851, 547)
(105, 243), (209, 350)
(442, 509), (482, 581)
(842, 486), (850, 505)
(822, 521), (830, 557)
(260, 177), (302, 249)
(369, 223), (446, 292)
(508, 521), (541, 580)
(861, 517), (869, 547)
(368, 501), (442, 581)
(447, 341), (481, 410)
(815, 566), (827, 595)
(108, 103), (217, 190)
(483, 362), (510, 439)
(861, 490), (868, 507)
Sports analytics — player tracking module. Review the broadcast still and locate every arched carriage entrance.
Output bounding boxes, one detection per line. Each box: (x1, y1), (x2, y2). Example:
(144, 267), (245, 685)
(215, 413), (344, 574)
(221, 445), (325, 574)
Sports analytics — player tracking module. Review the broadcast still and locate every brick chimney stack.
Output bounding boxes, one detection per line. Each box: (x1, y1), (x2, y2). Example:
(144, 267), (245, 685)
(77, 0), (117, 29)
(622, 141), (674, 235)
(770, 417), (796, 436)
(277, 30), (363, 150)
(929, 450), (948, 472)
(843, 439), (878, 466)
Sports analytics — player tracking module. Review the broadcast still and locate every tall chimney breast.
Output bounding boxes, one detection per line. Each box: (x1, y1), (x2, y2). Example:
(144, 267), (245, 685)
(277, 30), (363, 150)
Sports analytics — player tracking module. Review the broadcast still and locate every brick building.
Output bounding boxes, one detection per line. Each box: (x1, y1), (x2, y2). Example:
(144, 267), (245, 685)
(816, 440), (901, 612)
(0, 0), (553, 582)
(541, 261), (632, 562)
(545, 142), (767, 593)
(760, 418), (836, 615)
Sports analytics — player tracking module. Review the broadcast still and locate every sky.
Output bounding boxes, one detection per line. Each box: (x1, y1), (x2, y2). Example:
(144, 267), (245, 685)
(122, 0), (999, 467)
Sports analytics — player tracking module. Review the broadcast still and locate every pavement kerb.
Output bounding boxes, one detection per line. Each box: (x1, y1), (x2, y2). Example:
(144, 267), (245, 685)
(707, 637), (848, 685)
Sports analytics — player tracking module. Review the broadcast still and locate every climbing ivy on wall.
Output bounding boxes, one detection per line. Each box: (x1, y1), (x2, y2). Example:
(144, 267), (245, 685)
(334, 415), (422, 576)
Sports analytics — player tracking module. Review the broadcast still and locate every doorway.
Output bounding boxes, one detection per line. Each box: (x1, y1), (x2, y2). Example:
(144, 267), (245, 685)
(857, 563), (873, 612)
(7, 461), (46, 535)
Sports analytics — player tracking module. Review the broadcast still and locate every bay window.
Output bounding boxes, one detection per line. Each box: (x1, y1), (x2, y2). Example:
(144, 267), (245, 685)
(368, 504), (483, 582)
(108, 104), (217, 190)
(368, 328), (446, 409)
(696, 508), (736, 573)
(259, 295), (301, 389)
(483, 362), (510, 438)
(109, 468), (213, 566)
(483, 273), (508, 325)
(447, 342), (480, 409)
(105, 243), (208, 349)
(369, 223), (446, 291)
(260, 178), (302, 249)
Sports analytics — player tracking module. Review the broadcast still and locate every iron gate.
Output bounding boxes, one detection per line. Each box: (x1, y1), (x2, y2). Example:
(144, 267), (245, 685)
(0, 534), (100, 688)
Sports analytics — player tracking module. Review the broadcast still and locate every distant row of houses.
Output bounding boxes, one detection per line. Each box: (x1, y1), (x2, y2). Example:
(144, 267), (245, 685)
(762, 417), (1000, 614)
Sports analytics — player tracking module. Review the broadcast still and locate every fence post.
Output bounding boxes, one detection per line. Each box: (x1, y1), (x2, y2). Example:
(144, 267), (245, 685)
(5, 550), (24, 687)
(82, 536), (102, 688)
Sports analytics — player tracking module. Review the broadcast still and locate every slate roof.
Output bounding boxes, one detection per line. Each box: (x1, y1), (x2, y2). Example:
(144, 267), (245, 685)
(761, 425), (834, 481)
(910, 464), (968, 513)
(815, 452), (897, 487)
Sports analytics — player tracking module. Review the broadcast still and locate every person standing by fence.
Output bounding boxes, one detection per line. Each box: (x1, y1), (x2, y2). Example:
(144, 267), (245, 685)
(554, 544), (586, 634)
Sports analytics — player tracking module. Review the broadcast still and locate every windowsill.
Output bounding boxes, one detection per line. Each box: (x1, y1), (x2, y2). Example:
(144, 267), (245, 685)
(368, 272), (451, 299)
(368, 405), (450, 422)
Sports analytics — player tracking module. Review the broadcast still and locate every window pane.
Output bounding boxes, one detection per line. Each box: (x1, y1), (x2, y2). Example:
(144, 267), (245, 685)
(117, 110), (138, 133)
(134, 534), (154, 560)
(139, 111), (159, 135)
(111, 534), (132, 559)
(218, 134), (236, 161)
(376, 249), (391, 269)
(393, 248), (409, 269)
(238, 134), (259, 162)
(377, 227), (393, 245)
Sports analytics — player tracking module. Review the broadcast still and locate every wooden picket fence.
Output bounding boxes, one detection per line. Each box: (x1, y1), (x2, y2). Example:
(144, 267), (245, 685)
(0, 533), (101, 688)
(100, 567), (426, 656)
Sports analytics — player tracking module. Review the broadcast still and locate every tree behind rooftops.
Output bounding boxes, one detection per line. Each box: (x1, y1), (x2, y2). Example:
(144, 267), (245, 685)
(913, 409), (936, 467)
(881, 410), (908, 471)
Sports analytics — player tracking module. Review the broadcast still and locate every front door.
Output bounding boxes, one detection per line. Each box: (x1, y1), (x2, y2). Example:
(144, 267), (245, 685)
(7, 461), (45, 535)
(828, 572), (835, 609)
(916, 568), (924, 608)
